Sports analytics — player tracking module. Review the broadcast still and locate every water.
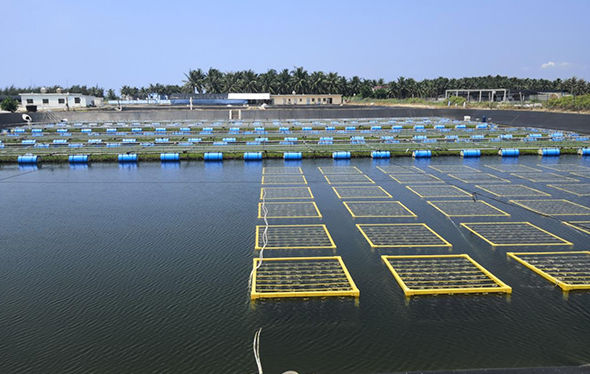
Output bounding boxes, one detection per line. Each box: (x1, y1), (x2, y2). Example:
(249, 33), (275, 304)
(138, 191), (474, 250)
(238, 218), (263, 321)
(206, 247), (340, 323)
(1, 156), (590, 374)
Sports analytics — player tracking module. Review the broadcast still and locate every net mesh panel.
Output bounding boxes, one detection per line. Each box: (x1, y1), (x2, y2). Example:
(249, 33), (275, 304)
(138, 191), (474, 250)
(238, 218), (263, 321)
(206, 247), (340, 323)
(357, 223), (452, 248)
(539, 164), (590, 172)
(406, 185), (472, 198)
(383, 255), (512, 296)
(511, 172), (579, 183)
(476, 184), (551, 197)
(252, 257), (359, 299)
(377, 166), (424, 174)
(389, 173), (443, 184)
(485, 165), (541, 172)
(547, 184), (590, 197)
(429, 165), (481, 173)
(255, 224), (336, 249)
(262, 175), (308, 185)
(509, 199), (590, 216)
(324, 174), (375, 185)
(263, 167), (303, 175)
(343, 201), (416, 218)
(461, 222), (572, 246)
(318, 166), (363, 174)
(571, 172), (590, 179)
(428, 200), (510, 217)
(507, 252), (590, 291)
(564, 221), (590, 236)
(333, 186), (392, 199)
(261, 187), (314, 200)
(259, 202), (322, 218)
(448, 173), (510, 183)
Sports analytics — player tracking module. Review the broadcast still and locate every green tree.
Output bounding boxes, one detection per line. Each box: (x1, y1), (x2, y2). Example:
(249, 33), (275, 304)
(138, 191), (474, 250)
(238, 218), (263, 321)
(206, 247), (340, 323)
(183, 68), (207, 94)
(106, 89), (118, 100)
(1, 97), (19, 112)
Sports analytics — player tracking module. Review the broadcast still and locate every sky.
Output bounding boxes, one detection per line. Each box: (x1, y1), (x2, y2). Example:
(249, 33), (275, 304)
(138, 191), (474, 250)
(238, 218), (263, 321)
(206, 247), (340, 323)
(2, 0), (589, 90)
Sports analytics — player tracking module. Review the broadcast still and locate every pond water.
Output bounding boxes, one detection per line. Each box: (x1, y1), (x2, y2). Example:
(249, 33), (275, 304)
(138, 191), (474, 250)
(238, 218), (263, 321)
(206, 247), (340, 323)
(1, 155), (589, 374)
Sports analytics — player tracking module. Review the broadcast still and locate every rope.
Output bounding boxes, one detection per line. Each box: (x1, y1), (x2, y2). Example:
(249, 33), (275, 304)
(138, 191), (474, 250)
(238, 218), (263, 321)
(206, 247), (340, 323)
(249, 187), (268, 289)
(252, 328), (263, 374)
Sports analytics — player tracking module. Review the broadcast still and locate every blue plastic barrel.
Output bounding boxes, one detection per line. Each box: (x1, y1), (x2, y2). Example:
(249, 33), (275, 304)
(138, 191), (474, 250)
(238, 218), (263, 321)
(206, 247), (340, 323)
(22, 139), (36, 144)
(333, 151), (351, 159)
(371, 151), (391, 158)
(345, 126), (356, 131)
(461, 149), (481, 157)
(31, 128), (43, 133)
(412, 150), (432, 158)
(325, 126), (336, 131)
(284, 152), (302, 160)
(434, 125), (445, 130)
(476, 124), (488, 129)
(69, 155), (89, 163)
(279, 127), (290, 132)
(204, 152), (223, 161)
(118, 153), (138, 162)
(81, 128), (92, 133)
(122, 138), (136, 143)
(371, 126), (382, 131)
(179, 127), (190, 132)
(391, 125), (403, 131)
(455, 124), (466, 129)
(160, 153), (180, 162)
(106, 128), (117, 133)
(284, 137), (298, 142)
(131, 128), (142, 132)
(18, 155), (39, 163)
(155, 127), (166, 132)
(302, 126), (312, 131)
(414, 125), (425, 130)
(244, 152), (262, 161)
(578, 148), (590, 156)
(539, 148), (560, 156)
(499, 148), (519, 157)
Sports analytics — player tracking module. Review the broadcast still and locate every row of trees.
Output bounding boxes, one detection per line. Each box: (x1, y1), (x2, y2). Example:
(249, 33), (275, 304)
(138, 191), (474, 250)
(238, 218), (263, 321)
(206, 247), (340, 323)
(2, 69), (590, 101)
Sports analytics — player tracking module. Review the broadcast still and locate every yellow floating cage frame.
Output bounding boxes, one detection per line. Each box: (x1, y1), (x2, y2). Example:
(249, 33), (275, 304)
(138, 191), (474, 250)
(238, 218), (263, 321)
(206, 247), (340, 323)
(428, 165), (481, 173)
(389, 173), (443, 184)
(427, 200), (511, 217)
(460, 222), (573, 247)
(406, 185), (472, 198)
(448, 173), (511, 184)
(382, 254), (512, 296)
(318, 166), (363, 174)
(507, 251), (590, 291)
(261, 175), (308, 185)
(343, 201), (417, 218)
(356, 223), (452, 248)
(484, 165), (541, 172)
(262, 167), (303, 175)
(510, 172), (579, 183)
(563, 221), (590, 236)
(257, 201), (322, 219)
(509, 199), (590, 216)
(547, 184), (590, 197)
(255, 224), (336, 250)
(377, 166), (424, 174)
(324, 174), (375, 185)
(332, 186), (393, 199)
(251, 256), (360, 299)
(538, 164), (590, 172)
(260, 187), (314, 200)
(475, 184), (551, 197)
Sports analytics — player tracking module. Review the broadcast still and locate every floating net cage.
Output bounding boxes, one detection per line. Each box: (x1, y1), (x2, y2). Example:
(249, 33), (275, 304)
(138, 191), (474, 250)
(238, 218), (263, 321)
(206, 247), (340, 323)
(382, 254), (512, 296)
(448, 173), (510, 184)
(255, 224), (336, 249)
(484, 165), (541, 173)
(343, 201), (417, 218)
(258, 202), (322, 219)
(538, 164), (590, 172)
(332, 186), (392, 199)
(261, 175), (308, 185)
(571, 172), (590, 179)
(389, 173), (443, 184)
(475, 184), (551, 197)
(511, 172), (579, 183)
(509, 199), (590, 216)
(260, 187), (314, 200)
(507, 252), (590, 291)
(564, 221), (590, 236)
(377, 165), (424, 174)
(262, 167), (303, 175)
(427, 200), (510, 217)
(251, 256), (360, 299)
(356, 223), (452, 248)
(318, 166), (363, 174)
(406, 185), (472, 198)
(428, 165), (481, 173)
(324, 174), (375, 185)
(460, 222), (572, 247)
(547, 184), (590, 197)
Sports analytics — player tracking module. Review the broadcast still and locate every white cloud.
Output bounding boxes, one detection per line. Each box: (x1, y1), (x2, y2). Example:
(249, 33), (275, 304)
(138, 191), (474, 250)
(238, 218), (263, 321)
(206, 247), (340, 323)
(541, 61), (573, 69)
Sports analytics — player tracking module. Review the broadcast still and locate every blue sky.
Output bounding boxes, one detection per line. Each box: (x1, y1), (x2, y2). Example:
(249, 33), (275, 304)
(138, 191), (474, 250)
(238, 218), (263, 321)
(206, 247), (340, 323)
(3, 0), (588, 90)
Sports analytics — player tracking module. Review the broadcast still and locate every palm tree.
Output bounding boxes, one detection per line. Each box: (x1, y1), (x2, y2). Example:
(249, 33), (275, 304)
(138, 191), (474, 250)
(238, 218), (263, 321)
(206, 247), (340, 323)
(348, 76), (362, 96)
(308, 71), (326, 94)
(276, 69), (292, 94)
(183, 68), (206, 94)
(291, 66), (309, 94)
(205, 68), (224, 93)
(242, 69), (259, 92)
(223, 72), (242, 93)
(324, 72), (340, 94)
(259, 69), (278, 94)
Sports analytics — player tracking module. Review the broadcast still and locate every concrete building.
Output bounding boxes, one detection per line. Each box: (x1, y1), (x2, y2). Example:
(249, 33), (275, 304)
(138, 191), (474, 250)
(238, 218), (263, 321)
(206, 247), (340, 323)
(271, 94), (342, 105)
(19, 92), (104, 111)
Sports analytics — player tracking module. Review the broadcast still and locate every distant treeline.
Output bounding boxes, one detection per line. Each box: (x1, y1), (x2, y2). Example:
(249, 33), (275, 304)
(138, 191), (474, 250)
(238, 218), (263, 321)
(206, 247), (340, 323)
(2, 68), (589, 101)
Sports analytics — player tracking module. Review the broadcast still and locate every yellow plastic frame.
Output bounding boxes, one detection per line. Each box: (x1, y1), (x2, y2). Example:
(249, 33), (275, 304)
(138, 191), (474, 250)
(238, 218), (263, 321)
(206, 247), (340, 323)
(460, 222), (573, 247)
(332, 186), (393, 199)
(260, 187), (314, 200)
(356, 223), (452, 248)
(324, 174), (375, 185)
(258, 201), (322, 219)
(427, 200), (510, 217)
(509, 199), (590, 216)
(343, 201), (417, 218)
(475, 184), (551, 197)
(254, 224), (336, 249)
(406, 185), (472, 198)
(261, 175), (308, 185)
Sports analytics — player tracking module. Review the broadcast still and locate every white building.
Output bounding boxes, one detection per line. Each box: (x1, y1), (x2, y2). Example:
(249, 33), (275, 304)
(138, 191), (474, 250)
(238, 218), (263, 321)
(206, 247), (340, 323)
(19, 92), (104, 111)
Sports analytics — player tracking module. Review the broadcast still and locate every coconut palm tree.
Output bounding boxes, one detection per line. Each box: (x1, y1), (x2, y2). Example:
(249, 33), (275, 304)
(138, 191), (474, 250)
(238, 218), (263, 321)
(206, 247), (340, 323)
(291, 67), (309, 94)
(223, 72), (242, 93)
(183, 68), (206, 94)
(276, 69), (292, 94)
(205, 68), (224, 93)
(308, 71), (326, 94)
(259, 69), (278, 94)
(324, 72), (340, 94)
(242, 70), (260, 93)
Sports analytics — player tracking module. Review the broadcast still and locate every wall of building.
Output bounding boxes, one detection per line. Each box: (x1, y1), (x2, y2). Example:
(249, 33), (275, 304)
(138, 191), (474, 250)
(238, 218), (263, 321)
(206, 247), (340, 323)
(271, 95), (342, 105)
(19, 94), (102, 110)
